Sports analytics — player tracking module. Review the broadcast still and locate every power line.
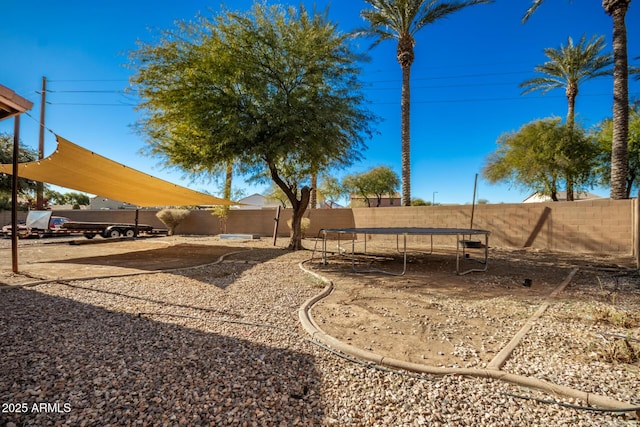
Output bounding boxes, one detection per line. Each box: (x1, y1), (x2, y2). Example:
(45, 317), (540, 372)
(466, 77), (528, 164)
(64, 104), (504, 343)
(41, 70), (537, 92)
(365, 70), (534, 84)
(40, 64), (636, 94)
(364, 81), (526, 91)
(42, 91), (640, 107)
(46, 79), (129, 83)
(46, 102), (137, 106)
(368, 92), (623, 105)
(46, 90), (133, 94)
(33, 72), (639, 108)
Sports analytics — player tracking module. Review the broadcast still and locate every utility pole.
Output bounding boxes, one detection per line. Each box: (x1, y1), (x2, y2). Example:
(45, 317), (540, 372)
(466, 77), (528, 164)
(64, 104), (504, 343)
(36, 76), (46, 209)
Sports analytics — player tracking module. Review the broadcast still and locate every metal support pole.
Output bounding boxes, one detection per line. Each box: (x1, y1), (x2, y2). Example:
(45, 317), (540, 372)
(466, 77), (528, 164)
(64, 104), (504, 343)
(134, 208), (139, 237)
(11, 116), (20, 273)
(321, 230), (327, 265)
(470, 173), (478, 229)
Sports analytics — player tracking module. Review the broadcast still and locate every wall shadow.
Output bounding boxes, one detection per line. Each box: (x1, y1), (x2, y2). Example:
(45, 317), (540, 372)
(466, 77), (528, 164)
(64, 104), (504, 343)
(487, 205), (623, 254)
(523, 206), (552, 248)
(0, 287), (323, 425)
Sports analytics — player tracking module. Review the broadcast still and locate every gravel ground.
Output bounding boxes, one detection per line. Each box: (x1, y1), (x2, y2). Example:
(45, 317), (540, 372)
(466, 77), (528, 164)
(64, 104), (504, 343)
(0, 237), (639, 426)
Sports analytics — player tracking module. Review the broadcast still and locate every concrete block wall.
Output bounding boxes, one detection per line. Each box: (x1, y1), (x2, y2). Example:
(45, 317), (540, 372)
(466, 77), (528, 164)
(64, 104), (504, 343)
(348, 199), (634, 255)
(0, 198), (635, 255)
(161, 208), (355, 237)
(0, 210), (27, 226)
(483, 200), (633, 253)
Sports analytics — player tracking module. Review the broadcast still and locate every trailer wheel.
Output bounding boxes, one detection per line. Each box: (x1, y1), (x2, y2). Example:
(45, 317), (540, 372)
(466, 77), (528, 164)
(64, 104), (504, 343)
(84, 233), (95, 239)
(124, 229), (135, 238)
(108, 229), (121, 238)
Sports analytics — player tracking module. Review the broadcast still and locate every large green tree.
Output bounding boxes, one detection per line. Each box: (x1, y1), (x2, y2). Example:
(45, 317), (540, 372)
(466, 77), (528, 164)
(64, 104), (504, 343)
(359, 0), (493, 207)
(318, 175), (347, 208)
(520, 34), (612, 200)
(343, 165), (400, 207)
(44, 190), (90, 207)
(0, 133), (37, 197)
(593, 103), (640, 198)
(524, 0), (632, 199)
(265, 184), (292, 208)
(130, 3), (375, 249)
(483, 118), (597, 200)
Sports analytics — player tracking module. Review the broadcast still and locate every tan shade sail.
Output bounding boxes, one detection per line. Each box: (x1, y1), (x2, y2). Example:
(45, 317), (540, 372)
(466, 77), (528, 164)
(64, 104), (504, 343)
(0, 134), (234, 207)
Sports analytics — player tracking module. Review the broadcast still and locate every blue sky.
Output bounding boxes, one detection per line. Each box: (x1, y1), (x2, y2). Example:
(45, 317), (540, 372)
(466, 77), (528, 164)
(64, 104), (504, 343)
(1, 0), (639, 205)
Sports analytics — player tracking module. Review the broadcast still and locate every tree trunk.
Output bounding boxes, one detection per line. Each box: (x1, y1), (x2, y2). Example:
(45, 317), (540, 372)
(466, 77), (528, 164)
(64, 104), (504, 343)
(565, 176), (574, 201)
(287, 186), (311, 250)
(219, 160), (233, 234)
(565, 84), (577, 132)
(550, 176), (558, 201)
(310, 173), (317, 209)
(604, 0), (630, 199)
(400, 63), (411, 206)
(626, 168), (635, 198)
(223, 161), (233, 201)
(565, 88), (577, 201)
(266, 159), (310, 251)
(398, 36), (414, 207)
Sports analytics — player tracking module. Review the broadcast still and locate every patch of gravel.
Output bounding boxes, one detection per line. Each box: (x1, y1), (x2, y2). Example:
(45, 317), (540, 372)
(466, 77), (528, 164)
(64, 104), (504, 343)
(502, 272), (640, 406)
(0, 239), (638, 425)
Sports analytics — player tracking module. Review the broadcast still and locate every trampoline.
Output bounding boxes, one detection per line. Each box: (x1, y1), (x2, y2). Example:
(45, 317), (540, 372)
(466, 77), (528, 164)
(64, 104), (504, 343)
(315, 227), (490, 276)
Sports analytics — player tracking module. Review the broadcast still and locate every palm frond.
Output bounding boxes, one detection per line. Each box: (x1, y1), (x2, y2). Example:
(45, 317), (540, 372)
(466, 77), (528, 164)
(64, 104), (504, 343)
(360, 0), (493, 40)
(521, 34), (612, 95)
(520, 77), (564, 95)
(523, 0), (545, 23)
(413, 0), (493, 34)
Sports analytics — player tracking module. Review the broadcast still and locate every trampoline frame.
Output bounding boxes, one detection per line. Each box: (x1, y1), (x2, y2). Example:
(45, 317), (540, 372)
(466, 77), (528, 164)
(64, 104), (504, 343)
(315, 227), (490, 276)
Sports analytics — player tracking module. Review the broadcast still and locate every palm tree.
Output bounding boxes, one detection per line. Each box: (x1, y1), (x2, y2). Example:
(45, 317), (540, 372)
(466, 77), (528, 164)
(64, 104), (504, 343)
(521, 35), (612, 131)
(359, 0), (493, 206)
(524, 0), (632, 200)
(520, 35), (612, 200)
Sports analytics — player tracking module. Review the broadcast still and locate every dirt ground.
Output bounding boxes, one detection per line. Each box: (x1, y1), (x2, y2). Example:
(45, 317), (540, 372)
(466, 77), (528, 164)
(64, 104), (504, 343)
(2, 235), (639, 370)
(305, 240), (640, 367)
(0, 236), (248, 283)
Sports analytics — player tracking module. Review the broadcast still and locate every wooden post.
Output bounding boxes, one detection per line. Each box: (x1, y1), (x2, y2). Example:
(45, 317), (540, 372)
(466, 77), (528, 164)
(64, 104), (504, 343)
(11, 116), (20, 273)
(36, 76), (46, 209)
(273, 205), (281, 246)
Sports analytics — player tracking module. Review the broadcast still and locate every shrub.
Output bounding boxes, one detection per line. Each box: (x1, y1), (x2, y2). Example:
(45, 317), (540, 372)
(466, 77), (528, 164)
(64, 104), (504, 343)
(287, 217), (310, 238)
(156, 208), (191, 236)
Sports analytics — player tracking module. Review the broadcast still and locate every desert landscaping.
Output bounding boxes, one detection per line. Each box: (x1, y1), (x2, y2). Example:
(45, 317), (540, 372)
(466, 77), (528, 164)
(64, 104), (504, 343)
(1, 235), (639, 426)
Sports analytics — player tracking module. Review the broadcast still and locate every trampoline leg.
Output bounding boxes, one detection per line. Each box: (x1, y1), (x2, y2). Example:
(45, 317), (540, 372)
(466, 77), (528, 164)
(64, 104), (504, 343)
(322, 231), (327, 265)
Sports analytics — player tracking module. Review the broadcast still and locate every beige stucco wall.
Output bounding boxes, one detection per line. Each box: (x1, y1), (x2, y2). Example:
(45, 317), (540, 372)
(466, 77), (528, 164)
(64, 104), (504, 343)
(1, 198), (635, 256)
(349, 199), (634, 255)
